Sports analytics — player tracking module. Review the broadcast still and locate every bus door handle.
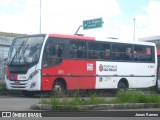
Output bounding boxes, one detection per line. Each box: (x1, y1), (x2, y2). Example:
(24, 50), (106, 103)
(42, 74), (47, 76)
(42, 73), (50, 76)
(67, 74), (72, 76)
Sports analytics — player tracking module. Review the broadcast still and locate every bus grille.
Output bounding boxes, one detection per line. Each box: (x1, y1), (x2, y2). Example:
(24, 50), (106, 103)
(11, 86), (26, 88)
(9, 80), (28, 89)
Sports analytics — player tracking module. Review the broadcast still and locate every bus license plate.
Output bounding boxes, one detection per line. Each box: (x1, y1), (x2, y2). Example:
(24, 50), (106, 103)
(14, 81), (20, 85)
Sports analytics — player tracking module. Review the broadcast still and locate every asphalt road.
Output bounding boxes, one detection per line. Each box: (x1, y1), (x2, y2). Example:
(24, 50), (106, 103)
(0, 95), (40, 111)
(0, 95), (116, 111)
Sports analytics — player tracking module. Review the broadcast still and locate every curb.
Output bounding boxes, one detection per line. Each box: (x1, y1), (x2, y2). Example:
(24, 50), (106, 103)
(31, 103), (158, 111)
(82, 103), (158, 110)
(31, 104), (52, 110)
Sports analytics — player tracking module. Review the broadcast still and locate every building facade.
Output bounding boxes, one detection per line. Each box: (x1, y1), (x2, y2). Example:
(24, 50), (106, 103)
(139, 36), (160, 56)
(139, 36), (160, 44)
(0, 36), (13, 79)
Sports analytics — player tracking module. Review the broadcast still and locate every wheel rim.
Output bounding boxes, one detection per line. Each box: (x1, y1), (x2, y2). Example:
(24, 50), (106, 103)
(52, 81), (65, 96)
(118, 82), (126, 91)
(53, 84), (62, 93)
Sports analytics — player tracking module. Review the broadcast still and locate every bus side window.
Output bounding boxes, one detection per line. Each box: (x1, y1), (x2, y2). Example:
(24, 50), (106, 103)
(42, 39), (64, 67)
(100, 43), (111, 60)
(133, 45), (153, 62)
(76, 50), (83, 58)
(112, 44), (132, 61)
(112, 47), (120, 60)
(57, 44), (63, 58)
(103, 49), (110, 59)
(70, 41), (86, 59)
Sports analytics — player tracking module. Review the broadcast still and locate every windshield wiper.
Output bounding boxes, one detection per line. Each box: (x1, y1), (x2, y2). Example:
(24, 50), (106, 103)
(10, 41), (26, 65)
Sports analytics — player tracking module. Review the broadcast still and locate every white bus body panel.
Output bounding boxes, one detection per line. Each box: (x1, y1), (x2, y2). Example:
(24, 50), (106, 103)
(96, 61), (156, 89)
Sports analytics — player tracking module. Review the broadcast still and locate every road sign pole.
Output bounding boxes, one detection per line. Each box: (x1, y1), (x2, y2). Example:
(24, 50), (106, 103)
(74, 25), (83, 35)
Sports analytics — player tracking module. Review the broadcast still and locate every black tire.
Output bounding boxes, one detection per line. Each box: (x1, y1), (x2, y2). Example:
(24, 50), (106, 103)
(52, 81), (65, 97)
(117, 82), (127, 92)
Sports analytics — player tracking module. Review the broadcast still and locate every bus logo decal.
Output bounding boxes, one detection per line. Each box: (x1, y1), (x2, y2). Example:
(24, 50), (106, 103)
(99, 64), (103, 72)
(99, 64), (117, 72)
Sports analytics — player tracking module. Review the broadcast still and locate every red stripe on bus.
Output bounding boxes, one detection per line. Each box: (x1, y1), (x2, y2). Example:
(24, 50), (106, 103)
(5, 67), (18, 80)
(6, 67), (11, 80)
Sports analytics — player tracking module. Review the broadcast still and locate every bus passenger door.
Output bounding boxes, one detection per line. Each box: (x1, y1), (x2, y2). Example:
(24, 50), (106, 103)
(41, 38), (66, 91)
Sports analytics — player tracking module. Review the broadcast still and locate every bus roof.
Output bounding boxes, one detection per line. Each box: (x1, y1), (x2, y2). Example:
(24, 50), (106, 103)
(14, 33), (156, 47)
(48, 33), (156, 46)
(48, 33), (95, 40)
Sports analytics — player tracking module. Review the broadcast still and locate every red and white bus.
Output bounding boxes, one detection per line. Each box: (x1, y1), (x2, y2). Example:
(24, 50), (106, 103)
(5, 34), (157, 96)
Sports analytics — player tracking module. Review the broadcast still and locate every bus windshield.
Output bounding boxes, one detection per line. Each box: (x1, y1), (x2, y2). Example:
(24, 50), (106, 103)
(7, 36), (45, 65)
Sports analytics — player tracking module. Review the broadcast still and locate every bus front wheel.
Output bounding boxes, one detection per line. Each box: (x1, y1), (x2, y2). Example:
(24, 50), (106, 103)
(52, 81), (65, 96)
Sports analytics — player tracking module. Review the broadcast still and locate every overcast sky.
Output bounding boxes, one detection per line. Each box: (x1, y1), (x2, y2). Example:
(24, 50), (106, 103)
(0, 0), (160, 41)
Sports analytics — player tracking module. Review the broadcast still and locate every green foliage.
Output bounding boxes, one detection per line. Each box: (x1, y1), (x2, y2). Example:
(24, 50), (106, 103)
(40, 93), (109, 111)
(116, 91), (160, 105)
(50, 97), (59, 110)
(0, 83), (7, 92)
(87, 93), (106, 105)
(40, 90), (160, 111)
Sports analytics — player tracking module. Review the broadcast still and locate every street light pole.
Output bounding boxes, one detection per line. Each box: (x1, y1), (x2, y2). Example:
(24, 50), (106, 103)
(39, 0), (41, 34)
(133, 18), (136, 41)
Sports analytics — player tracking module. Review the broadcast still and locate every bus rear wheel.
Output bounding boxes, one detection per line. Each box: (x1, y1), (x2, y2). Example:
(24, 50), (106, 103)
(52, 81), (65, 97)
(117, 82), (127, 92)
